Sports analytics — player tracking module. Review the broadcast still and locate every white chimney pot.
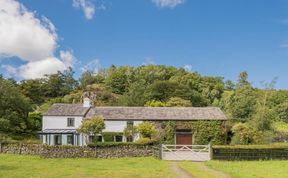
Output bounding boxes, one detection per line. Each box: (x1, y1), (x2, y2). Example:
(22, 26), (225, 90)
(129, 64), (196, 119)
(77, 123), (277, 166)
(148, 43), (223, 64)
(83, 97), (91, 107)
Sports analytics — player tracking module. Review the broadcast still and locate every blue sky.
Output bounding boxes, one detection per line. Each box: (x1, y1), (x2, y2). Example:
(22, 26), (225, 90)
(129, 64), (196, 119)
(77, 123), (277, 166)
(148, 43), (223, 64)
(1, 0), (288, 89)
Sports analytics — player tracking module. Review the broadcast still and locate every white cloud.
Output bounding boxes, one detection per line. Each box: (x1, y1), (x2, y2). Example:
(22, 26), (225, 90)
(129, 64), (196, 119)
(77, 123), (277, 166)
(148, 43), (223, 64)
(73, 0), (95, 20)
(152, 0), (185, 8)
(60, 50), (75, 68)
(19, 57), (67, 79)
(81, 59), (102, 74)
(0, 0), (57, 61)
(0, 0), (75, 79)
(183, 64), (192, 71)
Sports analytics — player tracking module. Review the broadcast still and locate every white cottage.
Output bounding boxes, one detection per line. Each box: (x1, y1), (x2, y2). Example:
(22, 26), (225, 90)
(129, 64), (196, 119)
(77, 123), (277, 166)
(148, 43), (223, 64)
(40, 98), (227, 146)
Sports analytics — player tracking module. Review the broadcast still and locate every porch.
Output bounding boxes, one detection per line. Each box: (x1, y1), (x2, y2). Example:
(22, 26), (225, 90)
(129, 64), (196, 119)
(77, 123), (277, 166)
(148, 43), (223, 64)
(39, 129), (84, 146)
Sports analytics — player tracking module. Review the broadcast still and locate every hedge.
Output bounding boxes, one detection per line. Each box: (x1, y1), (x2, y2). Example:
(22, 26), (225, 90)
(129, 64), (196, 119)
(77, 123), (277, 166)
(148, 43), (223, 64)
(212, 143), (288, 160)
(87, 141), (157, 148)
(213, 143), (288, 149)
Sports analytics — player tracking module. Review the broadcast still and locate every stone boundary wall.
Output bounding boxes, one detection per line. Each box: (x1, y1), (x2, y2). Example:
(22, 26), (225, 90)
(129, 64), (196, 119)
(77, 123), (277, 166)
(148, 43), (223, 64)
(0, 143), (42, 155)
(0, 143), (154, 158)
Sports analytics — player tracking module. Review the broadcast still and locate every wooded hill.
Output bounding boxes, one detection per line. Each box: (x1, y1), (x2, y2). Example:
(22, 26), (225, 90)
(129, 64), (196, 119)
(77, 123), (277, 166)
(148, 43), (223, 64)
(1, 65), (288, 144)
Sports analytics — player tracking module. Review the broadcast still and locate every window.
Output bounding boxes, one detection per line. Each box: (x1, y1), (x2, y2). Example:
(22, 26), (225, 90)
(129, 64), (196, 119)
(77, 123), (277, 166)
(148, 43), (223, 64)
(67, 118), (75, 127)
(67, 135), (73, 145)
(96, 136), (103, 142)
(89, 135), (103, 143)
(54, 135), (62, 145)
(127, 121), (134, 127)
(115, 135), (123, 142)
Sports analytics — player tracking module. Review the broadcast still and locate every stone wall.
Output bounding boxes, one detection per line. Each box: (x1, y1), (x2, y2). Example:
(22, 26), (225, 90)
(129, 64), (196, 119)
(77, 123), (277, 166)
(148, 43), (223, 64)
(0, 143), (42, 155)
(0, 142), (154, 158)
(41, 145), (153, 158)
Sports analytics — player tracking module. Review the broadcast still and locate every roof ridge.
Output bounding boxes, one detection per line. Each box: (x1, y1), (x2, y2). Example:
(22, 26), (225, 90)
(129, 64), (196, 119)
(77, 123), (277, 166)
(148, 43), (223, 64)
(92, 106), (221, 109)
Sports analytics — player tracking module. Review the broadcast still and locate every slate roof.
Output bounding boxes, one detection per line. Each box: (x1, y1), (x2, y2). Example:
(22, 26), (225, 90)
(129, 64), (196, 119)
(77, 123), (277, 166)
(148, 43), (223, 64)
(85, 107), (227, 121)
(44, 104), (227, 121)
(44, 104), (90, 116)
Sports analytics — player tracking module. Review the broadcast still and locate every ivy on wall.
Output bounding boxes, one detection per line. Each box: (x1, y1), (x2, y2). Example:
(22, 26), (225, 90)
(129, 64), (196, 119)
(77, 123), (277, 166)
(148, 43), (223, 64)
(160, 121), (176, 144)
(185, 121), (227, 145)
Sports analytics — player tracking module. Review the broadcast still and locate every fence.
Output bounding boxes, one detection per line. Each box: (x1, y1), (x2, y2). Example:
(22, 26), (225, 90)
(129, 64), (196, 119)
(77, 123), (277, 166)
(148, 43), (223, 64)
(161, 144), (211, 161)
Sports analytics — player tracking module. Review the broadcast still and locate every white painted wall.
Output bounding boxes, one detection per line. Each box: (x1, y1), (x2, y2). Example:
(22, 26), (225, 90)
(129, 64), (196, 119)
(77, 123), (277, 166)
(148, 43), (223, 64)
(103, 121), (143, 132)
(42, 116), (83, 130)
(43, 116), (143, 132)
(42, 116), (144, 145)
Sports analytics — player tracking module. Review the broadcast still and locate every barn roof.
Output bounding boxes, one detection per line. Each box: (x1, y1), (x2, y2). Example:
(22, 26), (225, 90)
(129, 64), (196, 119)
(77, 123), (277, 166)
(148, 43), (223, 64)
(44, 104), (90, 116)
(85, 107), (227, 121)
(44, 104), (227, 121)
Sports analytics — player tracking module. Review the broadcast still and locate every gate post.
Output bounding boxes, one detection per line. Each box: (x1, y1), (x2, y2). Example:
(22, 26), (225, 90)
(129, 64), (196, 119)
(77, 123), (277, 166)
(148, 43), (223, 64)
(160, 144), (163, 160)
(209, 144), (213, 160)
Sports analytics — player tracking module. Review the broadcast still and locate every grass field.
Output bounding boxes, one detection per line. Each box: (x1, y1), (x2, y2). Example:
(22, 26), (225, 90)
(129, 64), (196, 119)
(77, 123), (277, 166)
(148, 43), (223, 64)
(0, 154), (176, 178)
(2, 154), (288, 178)
(179, 162), (222, 178)
(206, 160), (288, 178)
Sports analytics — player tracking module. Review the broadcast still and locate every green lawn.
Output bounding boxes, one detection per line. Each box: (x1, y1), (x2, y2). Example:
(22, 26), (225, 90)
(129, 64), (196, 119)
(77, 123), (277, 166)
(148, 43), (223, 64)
(206, 160), (288, 178)
(0, 154), (176, 178)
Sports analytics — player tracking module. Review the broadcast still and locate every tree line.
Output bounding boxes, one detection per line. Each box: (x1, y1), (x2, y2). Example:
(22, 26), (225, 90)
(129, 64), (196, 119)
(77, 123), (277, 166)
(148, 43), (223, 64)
(1, 65), (288, 144)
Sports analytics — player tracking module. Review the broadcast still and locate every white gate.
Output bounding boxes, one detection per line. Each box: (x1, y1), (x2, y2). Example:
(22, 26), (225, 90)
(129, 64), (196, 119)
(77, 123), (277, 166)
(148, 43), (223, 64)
(161, 144), (211, 161)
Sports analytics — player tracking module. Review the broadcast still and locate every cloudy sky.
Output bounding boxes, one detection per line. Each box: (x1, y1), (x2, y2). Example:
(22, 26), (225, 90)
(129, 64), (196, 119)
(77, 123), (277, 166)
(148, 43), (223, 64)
(0, 0), (288, 89)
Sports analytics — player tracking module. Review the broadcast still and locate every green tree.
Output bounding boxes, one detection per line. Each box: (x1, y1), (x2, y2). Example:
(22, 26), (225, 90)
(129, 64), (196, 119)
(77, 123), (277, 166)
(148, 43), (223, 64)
(145, 100), (166, 107)
(0, 77), (32, 135)
(199, 76), (225, 104)
(231, 123), (262, 145)
(118, 80), (147, 106)
(276, 102), (288, 122)
(166, 97), (192, 107)
(237, 71), (250, 88)
(27, 112), (42, 132)
(123, 125), (138, 139)
(146, 81), (178, 101)
(138, 122), (156, 139)
(225, 80), (235, 90)
(105, 66), (134, 94)
(228, 85), (257, 121)
(77, 116), (105, 143)
(19, 79), (45, 105)
(44, 68), (78, 97)
(79, 70), (105, 89)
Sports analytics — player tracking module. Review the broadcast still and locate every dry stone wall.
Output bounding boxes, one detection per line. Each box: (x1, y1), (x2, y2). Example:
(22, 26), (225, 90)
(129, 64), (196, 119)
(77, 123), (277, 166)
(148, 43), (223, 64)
(0, 142), (154, 158)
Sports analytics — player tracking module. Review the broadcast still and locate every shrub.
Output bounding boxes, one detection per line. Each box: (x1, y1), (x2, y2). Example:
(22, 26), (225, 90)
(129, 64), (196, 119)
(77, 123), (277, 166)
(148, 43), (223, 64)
(138, 122), (157, 139)
(77, 115), (105, 143)
(88, 141), (155, 148)
(213, 143), (288, 149)
(123, 125), (138, 138)
(231, 123), (263, 145)
(136, 138), (151, 144)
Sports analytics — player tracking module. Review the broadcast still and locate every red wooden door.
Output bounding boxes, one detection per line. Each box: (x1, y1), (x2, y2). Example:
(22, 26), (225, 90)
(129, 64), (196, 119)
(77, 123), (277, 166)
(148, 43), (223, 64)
(176, 134), (192, 145)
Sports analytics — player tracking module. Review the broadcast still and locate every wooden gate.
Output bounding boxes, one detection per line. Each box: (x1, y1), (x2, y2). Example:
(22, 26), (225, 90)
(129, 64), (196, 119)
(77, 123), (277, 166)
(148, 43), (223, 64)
(161, 144), (211, 161)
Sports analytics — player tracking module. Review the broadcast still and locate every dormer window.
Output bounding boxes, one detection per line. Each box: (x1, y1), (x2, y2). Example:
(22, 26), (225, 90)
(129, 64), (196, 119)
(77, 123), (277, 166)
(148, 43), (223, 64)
(67, 118), (75, 127)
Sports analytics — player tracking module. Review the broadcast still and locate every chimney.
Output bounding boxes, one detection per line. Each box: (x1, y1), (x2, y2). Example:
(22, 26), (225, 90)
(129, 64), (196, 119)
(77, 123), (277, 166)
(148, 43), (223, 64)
(83, 97), (91, 108)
